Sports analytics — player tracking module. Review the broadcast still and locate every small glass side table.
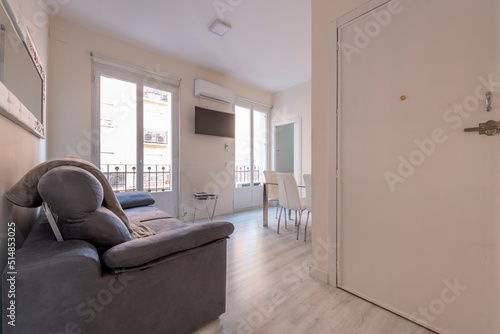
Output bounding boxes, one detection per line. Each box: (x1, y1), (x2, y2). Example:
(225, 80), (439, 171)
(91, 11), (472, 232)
(193, 192), (218, 223)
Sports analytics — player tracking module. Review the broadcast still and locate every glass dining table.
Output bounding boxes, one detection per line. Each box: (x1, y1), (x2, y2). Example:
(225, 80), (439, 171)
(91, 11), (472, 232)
(263, 182), (305, 226)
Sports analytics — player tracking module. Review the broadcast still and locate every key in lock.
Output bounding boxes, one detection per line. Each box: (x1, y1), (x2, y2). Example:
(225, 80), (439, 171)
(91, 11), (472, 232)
(464, 120), (500, 136)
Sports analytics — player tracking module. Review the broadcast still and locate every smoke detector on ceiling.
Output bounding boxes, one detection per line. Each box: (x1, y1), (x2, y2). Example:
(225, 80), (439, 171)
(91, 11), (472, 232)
(209, 19), (232, 37)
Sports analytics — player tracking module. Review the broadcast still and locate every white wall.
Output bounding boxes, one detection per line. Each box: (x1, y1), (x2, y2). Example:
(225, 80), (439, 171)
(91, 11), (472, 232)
(47, 18), (273, 221)
(0, 0), (48, 276)
(272, 80), (311, 182)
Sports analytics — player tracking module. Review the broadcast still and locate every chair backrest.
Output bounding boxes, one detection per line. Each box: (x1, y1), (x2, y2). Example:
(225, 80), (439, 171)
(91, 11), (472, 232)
(276, 173), (304, 211)
(263, 170), (279, 200)
(303, 174), (312, 211)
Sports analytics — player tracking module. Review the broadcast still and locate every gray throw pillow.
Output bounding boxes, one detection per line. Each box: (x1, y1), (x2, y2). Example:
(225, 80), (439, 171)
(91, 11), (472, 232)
(115, 191), (155, 209)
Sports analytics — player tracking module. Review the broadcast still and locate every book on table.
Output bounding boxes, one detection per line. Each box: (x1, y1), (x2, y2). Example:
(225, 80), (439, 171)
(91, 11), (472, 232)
(194, 192), (216, 198)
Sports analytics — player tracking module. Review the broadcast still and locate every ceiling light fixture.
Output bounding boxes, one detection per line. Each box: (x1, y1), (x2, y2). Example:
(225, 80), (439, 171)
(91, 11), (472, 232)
(209, 19), (232, 37)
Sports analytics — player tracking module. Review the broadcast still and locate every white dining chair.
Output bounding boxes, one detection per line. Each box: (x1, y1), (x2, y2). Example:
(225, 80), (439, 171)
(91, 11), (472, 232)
(264, 170), (280, 218)
(276, 173), (306, 240)
(303, 174), (312, 242)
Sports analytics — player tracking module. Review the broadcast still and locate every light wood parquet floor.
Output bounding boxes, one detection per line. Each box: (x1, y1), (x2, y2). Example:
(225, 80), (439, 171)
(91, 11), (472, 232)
(192, 208), (436, 334)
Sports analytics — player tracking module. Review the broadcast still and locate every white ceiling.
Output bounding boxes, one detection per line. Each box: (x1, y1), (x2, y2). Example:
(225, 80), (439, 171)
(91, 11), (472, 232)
(55, 0), (311, 93)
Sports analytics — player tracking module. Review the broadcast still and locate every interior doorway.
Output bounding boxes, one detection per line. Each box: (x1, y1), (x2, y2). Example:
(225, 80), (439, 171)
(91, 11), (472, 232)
(275, 123), (294, 173)
(273, 118), (302, 184)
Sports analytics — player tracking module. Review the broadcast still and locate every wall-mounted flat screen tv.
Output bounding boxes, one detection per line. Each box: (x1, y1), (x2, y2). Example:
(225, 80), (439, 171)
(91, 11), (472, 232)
(195, 106), (235, 138)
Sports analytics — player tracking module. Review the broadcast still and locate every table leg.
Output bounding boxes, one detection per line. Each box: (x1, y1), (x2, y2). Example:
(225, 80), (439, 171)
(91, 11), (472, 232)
(211, 196), (218, 221)
(263, 183), (268, 227)
(193, 198), (199, 223)
(205, 200), (211, 222)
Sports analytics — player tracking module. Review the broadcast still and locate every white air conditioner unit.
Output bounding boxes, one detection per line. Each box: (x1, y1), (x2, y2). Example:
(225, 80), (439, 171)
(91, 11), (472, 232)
(194, 79), (235, 104)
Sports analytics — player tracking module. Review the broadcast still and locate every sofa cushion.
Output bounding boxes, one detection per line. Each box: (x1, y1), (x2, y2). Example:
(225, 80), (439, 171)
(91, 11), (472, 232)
(59, 207), (132, 251)
(38, 166), (104, 220)
(124, 206), (173, 222)
(142, 217), (186, 234)
(116, 191), (155, 209)
(124, 206), (182, 234)
(37, 166), (132, 250)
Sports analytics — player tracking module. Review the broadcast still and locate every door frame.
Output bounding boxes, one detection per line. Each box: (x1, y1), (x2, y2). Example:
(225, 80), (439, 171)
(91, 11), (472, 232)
(273, 117), (302, 185)
(328, 0), (391, 290)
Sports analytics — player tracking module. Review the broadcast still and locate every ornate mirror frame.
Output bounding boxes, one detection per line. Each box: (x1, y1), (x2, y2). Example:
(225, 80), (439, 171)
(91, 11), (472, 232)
(0, 0), (46, 138)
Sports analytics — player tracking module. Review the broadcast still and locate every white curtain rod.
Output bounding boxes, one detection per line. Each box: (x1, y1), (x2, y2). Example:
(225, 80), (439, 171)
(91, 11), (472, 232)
(90, 52), (181, 86)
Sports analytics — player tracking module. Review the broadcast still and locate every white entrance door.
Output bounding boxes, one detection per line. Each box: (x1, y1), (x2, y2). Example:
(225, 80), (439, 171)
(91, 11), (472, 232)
(337, 1), (499, 334)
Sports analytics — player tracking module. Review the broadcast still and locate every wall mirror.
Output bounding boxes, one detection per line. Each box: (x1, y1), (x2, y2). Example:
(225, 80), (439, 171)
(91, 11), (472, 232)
(0, 0), (45, 138)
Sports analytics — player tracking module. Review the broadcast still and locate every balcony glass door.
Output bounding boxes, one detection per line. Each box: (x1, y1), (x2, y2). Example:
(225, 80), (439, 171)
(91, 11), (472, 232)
(143, 86), (172, 193)
(234, 103), (268, 210)
(235, 106), (251, 188)
(93, 65), (179, 216)
(100, 76), (137, 191)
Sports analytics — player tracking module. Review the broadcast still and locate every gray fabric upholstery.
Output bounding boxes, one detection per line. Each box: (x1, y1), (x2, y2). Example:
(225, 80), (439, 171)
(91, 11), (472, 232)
(37, 167), (133, 250)
(38, 166), (104, 220)
(59, 207), (133, 251)
(115, 191), (155, 209)
(102, 221), (234, 268)
(5, 157), (134, 232)
(142, 216), (186, 233)
(124, 205), (173, 220)
(2, 202), (234, 334)
(124, 206), (185, 233)
(4, 157), (156, 238)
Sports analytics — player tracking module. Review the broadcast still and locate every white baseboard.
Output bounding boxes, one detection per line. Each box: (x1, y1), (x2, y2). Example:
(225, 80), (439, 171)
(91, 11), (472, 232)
(309, 265), (328, 284)
(181, 207), (246, 223)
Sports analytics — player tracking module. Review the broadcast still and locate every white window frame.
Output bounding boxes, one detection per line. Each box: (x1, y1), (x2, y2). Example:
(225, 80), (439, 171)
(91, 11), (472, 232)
(91, 54), (181, 195)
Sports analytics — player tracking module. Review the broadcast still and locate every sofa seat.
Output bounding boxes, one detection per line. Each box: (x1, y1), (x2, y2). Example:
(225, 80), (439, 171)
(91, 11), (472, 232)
(124, 206), (187, 233)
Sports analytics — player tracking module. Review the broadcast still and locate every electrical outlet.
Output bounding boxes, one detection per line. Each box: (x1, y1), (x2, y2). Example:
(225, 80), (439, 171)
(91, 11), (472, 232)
(183, 207), (188, 216)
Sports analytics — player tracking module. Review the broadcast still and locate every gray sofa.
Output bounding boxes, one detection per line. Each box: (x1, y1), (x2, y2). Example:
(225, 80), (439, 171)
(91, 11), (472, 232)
(3, 162), (234, 334)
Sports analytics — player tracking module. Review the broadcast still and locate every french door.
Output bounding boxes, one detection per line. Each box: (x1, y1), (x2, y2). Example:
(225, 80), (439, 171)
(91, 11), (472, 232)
(233, 102), (269, 210)
(92, 60), (180, 216)
(337, 1), (499, 333)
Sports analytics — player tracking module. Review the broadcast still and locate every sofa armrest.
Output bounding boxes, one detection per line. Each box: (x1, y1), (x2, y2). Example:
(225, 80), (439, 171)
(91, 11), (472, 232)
(102, 221), (234, 268)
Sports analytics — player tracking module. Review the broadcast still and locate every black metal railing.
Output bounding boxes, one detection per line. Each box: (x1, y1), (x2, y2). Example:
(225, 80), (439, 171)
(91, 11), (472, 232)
(143, 165), (171, 192)
(101, 164), (171, 193)
(235, 165), (260, 186)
